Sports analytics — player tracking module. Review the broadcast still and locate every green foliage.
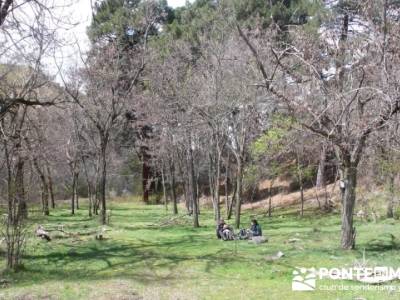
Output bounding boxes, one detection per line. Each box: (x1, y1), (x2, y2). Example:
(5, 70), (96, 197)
(394, 207), (400, 220)
(88, 0), (136, 42)
(249, 115), (295, 184)
(166, 1), (219, 43)
(88, 0), (174, 44)
(233, 0), (322, 29)
(163, 0), (235, 62)
(164, 0), (323, 48)
(251, 114), (294, 160)
(243, 164), (259, 190)
(288, 161), (316, 184)
(375, 147), (400, 189)
(301, 164), (315, 181)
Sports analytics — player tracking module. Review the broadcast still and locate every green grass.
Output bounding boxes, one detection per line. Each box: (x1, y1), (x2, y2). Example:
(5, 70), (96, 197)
(1, 201), (400, 299)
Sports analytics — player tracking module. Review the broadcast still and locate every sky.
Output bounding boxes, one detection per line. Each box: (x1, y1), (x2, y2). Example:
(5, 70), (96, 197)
(169, 0), (190, 7)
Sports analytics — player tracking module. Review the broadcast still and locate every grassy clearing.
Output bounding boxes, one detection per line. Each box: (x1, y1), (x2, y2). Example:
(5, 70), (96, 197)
(1, 201), (400, 299)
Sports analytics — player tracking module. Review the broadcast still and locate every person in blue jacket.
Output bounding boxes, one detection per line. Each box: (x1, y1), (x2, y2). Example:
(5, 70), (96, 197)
(238, 219), (262, 239)
(249, 219), (262, 237)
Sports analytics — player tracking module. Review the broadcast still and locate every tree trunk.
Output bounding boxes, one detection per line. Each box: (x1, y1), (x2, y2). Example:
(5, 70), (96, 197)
(295, 151), (305, 217)
(71, 171), (75, 215)
(195, 163), (200, 215)
(225, 155), (230, 219)
(235, 160), (243, 229)
(41, 179), (50, 216)
(94, 163), (100, 215)
(341, 164), (357, 250)
(228, 176), (236, 220)
(184, 181), (191, 213)
(4, 136), (13, 222)
(161, 164), (167, 211)
(93, 184), (98, 215)
(82, 156), (93, 217)
(15, 158), (27, 220)
(100, 138), (108, 225)
(12, 108), (28, 220)
(142, 147), (150, 203)
(316, 144), (329, 209)
(387, 175), (395, 218)
(88, 185), (93, 217)
(268, 180), (274, 218)
(313, 181), (321, 209)
(214, 151), (221, 221)
(74, 172), (79, 210)
(169, 161), (178, 215)
(208, 154), (216, 217)
(30, 153), (49, 216)
(300, 180), (304, 217)
(39, 172), (49, 216)
(182, 177), (191, 214)
(299, 167), (304, 217)
(316, 144), (327, 188)
(46, 162), (55, 209)
(187, 137), (199, 227)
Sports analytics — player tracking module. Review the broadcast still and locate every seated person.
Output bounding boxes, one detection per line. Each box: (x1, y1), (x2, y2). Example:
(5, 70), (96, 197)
(249, 219), (262, 237)
(222, 224), (235, 240)
(238, 219), (262, 240)
(216, 219), (225, 239)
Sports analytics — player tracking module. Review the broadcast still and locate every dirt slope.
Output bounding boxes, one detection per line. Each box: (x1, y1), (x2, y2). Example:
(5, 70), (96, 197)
(242, 182), (340, 210)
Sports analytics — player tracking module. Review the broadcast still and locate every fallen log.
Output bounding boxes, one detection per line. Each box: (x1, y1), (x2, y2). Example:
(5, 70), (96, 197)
(148, 214), (191, 227)
(36, 224), (99, 240)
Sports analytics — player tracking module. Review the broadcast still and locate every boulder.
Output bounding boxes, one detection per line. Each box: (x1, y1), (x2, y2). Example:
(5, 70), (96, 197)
(265, 251), (285, 261)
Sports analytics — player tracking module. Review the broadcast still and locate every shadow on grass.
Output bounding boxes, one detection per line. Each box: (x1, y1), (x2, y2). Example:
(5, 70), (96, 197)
(361, 234), (400, 252)
(8, 235), (247, 287)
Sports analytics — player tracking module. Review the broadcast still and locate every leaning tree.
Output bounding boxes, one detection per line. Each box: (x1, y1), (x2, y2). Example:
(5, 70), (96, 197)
(238, 0), (400, 249)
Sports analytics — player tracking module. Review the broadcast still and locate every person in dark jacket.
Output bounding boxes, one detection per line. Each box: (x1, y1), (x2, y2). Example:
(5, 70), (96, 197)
(216, 219), (225, 239)
(250, 219), (262, 237)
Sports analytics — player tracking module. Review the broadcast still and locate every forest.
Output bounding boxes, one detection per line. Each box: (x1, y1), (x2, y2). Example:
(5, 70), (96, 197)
(1, 0), (400, 299)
